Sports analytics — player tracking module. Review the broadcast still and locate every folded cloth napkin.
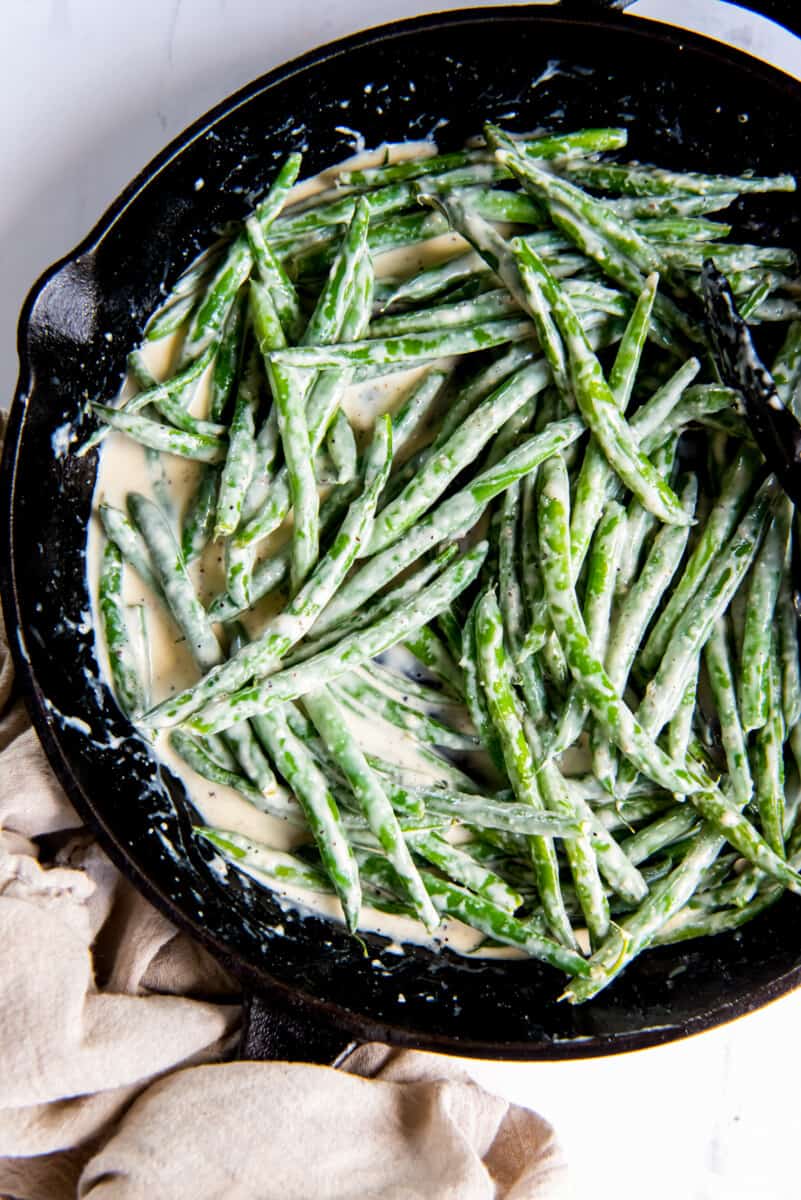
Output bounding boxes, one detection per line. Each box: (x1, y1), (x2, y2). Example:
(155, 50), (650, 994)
(0, 612), (569, 1200)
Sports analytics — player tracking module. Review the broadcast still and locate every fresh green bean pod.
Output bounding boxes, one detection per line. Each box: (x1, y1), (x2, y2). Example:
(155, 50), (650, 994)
(304, 687), (439, 930)
(754, 637), (786, 856)
(91, 404), (227, 463)
(739, 500), (791, 732)
(640, 446), (761, 674)
(143, 417), (392, 727)
(252, 703), (362, 931)
(184, 544), (487, 737)
(704, 617), (754, 809)
(198, 827), (333, 893)
(474, 588), (578, 949)
(99, 502), (161, 597)
(128, 492), (223, 671)
(169, 730), (300, 822)
(99, 540), (147, 718)
(209, 289), (247, 420)
(181, 467), (219, 563)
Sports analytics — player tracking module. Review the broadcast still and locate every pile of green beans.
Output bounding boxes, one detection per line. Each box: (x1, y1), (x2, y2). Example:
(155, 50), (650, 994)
(88, 124), (801, 1004)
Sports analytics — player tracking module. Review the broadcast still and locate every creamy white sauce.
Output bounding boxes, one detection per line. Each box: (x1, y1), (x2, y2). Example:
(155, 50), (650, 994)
(87, 144), (534, 958)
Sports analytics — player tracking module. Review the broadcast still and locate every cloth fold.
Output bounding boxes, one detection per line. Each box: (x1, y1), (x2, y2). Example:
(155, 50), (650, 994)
(0, 611), (568, 1199)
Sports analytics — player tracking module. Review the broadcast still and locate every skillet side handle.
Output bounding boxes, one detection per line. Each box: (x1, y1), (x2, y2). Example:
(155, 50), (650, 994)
(239, 992), (358, 1066)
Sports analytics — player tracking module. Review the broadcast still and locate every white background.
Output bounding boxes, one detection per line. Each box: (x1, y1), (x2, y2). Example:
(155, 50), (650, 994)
(3, 3), (801, 1197)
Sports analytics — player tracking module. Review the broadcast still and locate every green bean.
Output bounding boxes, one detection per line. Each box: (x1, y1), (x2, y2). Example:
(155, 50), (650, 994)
(254, 278), (318, 593)
(564, 827), (727, 1002)
(777, 547), (801, 732)
(772, 320), (801, 415)
(99, 540), (147, 718)
(515, 241), (689, 524)
(640, 446), (761, 674)
(618, 476), (779, 796)
(608, 272), (659, 409)
(537, 453), (704, 795)
(754, 637), (786, 856)
(144, 417), (392, 727)
(286, 548), (458, 668)
(207, 482), (358, 623)
(337, 149), (483, 188)
(619, 807), (700, 867)
(271, 180), (417, 244)
(91, 404), (227, 463)
(248, 222), (305, 344)
(420, 790), (591, 838)
(704, 618), (754, 808)
(252, 152), (303, 228)
(566, 278), (676, 579)
(368, 359), (549, 554)
(615, 437), (678, 598)
(182, 233), (253, 361)
(359, 852), (590, 975)
(461, 593), (505, 772)
(210, 290), (247, 420)
(496, 483), (548, 724)
(488, 127), (662, 275)
(560, 160), (797, 197)
(383, 249), (486, 309)
(634, 217), (733, 242)
(312, 416), (583, 639)
(474, 588), (578, 949)
(233, 227), (374, 567)
(144, 292), (197, 343)
(267, 316), (534, 371)
(608, 194), (740, 218)
(739, 501), (791, 732)
(80, 346), (217, 456)
(550, 501), (626, 757)
(405, 830), (523, 913)
(389, 368), (452, 454)
(419, 189), (573, 396)
(185, 544), (486, 735)
(401, 625), (465, 698)
(99, 502), (161, 598)
(181, 467), (219, 563)
(370, 288), (521, 338)
(662, 241), (797, 273)
(304, 687), (438, 930)
(688, 786), (800, 893)
(169, 730), (300, 822)
(215, 348), (262, 539)
(221, 719), (279, 797)
(252, 703), (362, 931)
(334, 673), (478, 752)
(325, 408), (359, 483)
(198, 827), (333, 893)
(593, 476), (697, 792)
(650, 888), (784, 946)
(128, 492), (222, 671)
(285, 210), (449, 277)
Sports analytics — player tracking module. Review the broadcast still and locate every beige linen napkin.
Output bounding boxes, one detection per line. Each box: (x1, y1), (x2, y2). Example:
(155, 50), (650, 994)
(0, 614), (569, 1199)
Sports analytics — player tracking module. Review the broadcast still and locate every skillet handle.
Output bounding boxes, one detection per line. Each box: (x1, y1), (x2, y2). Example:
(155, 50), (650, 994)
(239, 992), (358, 1066)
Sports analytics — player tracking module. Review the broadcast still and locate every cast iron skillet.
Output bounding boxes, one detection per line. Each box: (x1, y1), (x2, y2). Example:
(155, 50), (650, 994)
(5, 1), (801, 1063)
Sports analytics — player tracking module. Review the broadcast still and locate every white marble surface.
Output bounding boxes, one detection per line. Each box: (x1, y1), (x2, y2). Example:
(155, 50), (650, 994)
(3, 3), (801, 1197)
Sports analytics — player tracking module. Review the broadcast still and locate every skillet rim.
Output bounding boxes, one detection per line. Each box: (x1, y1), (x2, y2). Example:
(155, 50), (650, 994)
(5, 3), (801, 1060)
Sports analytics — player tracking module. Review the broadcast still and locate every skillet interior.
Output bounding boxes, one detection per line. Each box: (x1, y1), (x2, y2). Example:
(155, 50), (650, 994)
(5, 5), (801, 1059)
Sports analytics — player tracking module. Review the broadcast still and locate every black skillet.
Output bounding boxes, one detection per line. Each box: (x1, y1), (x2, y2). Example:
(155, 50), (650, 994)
(5, 1), (801, 1064)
